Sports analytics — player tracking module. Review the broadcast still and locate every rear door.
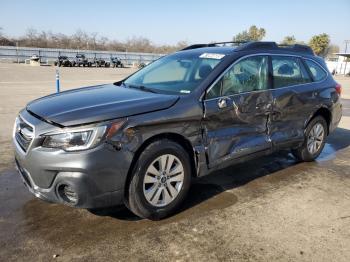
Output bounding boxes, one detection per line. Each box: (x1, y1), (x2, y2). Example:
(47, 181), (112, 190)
(269, 55), (314, 147)
(202, 55), (273, 168)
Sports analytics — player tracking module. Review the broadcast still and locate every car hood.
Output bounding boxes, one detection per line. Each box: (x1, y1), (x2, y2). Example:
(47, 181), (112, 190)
(26, 84), (179, 126)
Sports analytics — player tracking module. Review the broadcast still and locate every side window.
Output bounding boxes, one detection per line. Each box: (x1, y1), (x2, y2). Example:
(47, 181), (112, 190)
(304, 59), (327, 81)
(272, 56), (310, 88)
(206, 56), (268, 98)
(299, 60), (312, 83)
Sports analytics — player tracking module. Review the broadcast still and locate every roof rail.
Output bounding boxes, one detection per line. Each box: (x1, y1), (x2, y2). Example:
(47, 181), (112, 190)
(181, 41), (247, 51)
(233, 42), (314, 55)
(277, 44), (314, 55)
(181, 41), (314, 55)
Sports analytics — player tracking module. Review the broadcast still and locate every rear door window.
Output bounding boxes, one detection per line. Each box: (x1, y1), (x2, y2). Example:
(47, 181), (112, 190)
(304, 59), (327, 81)
(272, 56), (311, 88)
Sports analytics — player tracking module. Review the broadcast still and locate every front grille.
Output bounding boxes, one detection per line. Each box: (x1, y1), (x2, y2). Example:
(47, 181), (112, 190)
(15, 116), (34, 152)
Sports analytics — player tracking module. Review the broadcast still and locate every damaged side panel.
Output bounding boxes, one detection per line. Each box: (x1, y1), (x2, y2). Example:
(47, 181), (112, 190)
(107, 98), (205, 174)
(202, 90), (273, 169)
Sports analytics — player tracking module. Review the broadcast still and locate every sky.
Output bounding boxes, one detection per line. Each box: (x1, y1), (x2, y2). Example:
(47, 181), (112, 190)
(1, 0), (349, 50)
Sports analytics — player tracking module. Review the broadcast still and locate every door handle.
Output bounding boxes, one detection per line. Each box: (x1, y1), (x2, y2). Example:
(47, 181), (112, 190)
(256, 103), (272, 111)
(217, 97), (228, 109)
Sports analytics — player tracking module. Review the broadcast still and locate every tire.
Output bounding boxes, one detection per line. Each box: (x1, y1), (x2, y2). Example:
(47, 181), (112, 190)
(292, 116), (327, 161)
(126, 139), (192, 220)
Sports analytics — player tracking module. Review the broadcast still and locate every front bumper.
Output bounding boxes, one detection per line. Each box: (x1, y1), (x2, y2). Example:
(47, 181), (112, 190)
(13, 110), (133, 208)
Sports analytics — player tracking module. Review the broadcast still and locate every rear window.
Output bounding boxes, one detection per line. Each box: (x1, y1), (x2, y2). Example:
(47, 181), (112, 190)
(304, 59), (327, 81)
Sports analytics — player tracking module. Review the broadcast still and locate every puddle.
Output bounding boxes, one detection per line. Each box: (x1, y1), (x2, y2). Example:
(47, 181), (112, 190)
(0, 169), (238, 250)
(0, 129), (348, 254)
(317, 143), (337, 162)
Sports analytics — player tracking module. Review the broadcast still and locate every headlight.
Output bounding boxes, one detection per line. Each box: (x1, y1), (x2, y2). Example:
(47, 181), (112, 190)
(42, 126), (107, 151)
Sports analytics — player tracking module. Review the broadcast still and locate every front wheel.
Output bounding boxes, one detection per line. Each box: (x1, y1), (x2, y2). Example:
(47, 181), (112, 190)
(292, 116), (327, 161)
(126, 139), (191, 220)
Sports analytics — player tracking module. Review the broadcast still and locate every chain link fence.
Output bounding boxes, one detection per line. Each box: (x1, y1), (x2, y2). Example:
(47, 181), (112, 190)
(0, 45), (163, 65)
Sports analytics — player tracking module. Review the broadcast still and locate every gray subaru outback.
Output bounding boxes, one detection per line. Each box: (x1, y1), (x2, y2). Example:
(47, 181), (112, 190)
(13, 41), (342, 219)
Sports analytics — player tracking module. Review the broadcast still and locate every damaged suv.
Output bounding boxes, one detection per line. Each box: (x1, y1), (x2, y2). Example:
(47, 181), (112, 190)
(13, 42), (342, 219)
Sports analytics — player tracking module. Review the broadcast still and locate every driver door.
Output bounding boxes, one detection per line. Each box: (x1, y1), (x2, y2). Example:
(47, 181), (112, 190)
(202, 55), (273, 168)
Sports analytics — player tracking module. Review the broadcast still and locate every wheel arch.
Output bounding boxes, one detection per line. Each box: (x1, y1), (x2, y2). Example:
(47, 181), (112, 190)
(306, 107), (332, 134)
(123, 132), (197, 198)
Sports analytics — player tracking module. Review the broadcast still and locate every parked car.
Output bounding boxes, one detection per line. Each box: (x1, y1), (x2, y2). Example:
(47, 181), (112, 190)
(90, 57), (110, 67)
(72, 54), (89, 67)
(138, 62), (146, 68)
(13, 41), (342, 219)
(111, 56), (124, 68)
(54, 56), (72, 67)
(30, 54), (40, 62)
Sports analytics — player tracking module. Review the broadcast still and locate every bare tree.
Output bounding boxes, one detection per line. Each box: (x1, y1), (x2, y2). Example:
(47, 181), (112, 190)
(1, 27), (188, 53)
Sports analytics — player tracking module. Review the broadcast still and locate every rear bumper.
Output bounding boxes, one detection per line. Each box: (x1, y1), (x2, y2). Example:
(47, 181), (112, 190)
(329, 102), (342, 133)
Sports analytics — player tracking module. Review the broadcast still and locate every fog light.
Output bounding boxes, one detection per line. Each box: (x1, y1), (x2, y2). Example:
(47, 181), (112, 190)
(58, 184), (78, 205)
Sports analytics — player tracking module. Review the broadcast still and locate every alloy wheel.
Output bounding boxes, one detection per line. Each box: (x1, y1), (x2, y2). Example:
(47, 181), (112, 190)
(307, 123), (325, 154)
(143, 154), (184, 207)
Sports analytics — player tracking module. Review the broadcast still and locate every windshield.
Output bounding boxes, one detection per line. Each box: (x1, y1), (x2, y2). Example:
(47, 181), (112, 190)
(124, 52), (224, 94)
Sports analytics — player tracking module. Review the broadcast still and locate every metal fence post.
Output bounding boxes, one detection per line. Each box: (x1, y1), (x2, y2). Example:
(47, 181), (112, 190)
(56, 69), (60, 93)
(16, 42), (19, 63)
(344, 40), (350, 75)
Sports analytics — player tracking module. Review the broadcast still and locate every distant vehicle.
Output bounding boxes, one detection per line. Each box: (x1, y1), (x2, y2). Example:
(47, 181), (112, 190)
(138, 62), (146, 68)
(30, 54), (40, 62)
(72, 54), (89, 67)
(13, 41), (342, 220)
(91, 57), (110, 67)
(111, 57), (124, 68)
(54, 56), (72, 67)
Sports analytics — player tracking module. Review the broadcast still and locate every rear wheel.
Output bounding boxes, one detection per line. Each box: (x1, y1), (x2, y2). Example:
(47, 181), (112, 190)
(292, 116), (327, 161)
(126, 139), (191, 220)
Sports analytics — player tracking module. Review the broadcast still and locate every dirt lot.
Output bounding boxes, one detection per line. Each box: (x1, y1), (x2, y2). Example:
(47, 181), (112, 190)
(0, 64), (349, 261)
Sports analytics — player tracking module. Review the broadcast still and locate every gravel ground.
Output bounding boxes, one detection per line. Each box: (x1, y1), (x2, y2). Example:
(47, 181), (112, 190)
(0, 64), (349, 261)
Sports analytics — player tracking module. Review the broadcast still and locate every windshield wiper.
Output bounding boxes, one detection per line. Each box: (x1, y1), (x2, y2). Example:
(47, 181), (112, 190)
(128, 84), (157, 93)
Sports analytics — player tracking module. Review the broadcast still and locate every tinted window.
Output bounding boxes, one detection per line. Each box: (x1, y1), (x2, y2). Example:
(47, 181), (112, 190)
(207, 56), (268, 98)
(300, 60), (312, 82)
(304, 59), (327, 81)
(125, 54), (222, 94)
(143, 59), (188, 83)
(272, 56), (311, 88)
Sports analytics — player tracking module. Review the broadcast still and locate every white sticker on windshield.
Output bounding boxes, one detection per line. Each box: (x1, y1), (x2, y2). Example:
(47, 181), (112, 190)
(199, 53), (225, 59)
(180, 90), (190, 94)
